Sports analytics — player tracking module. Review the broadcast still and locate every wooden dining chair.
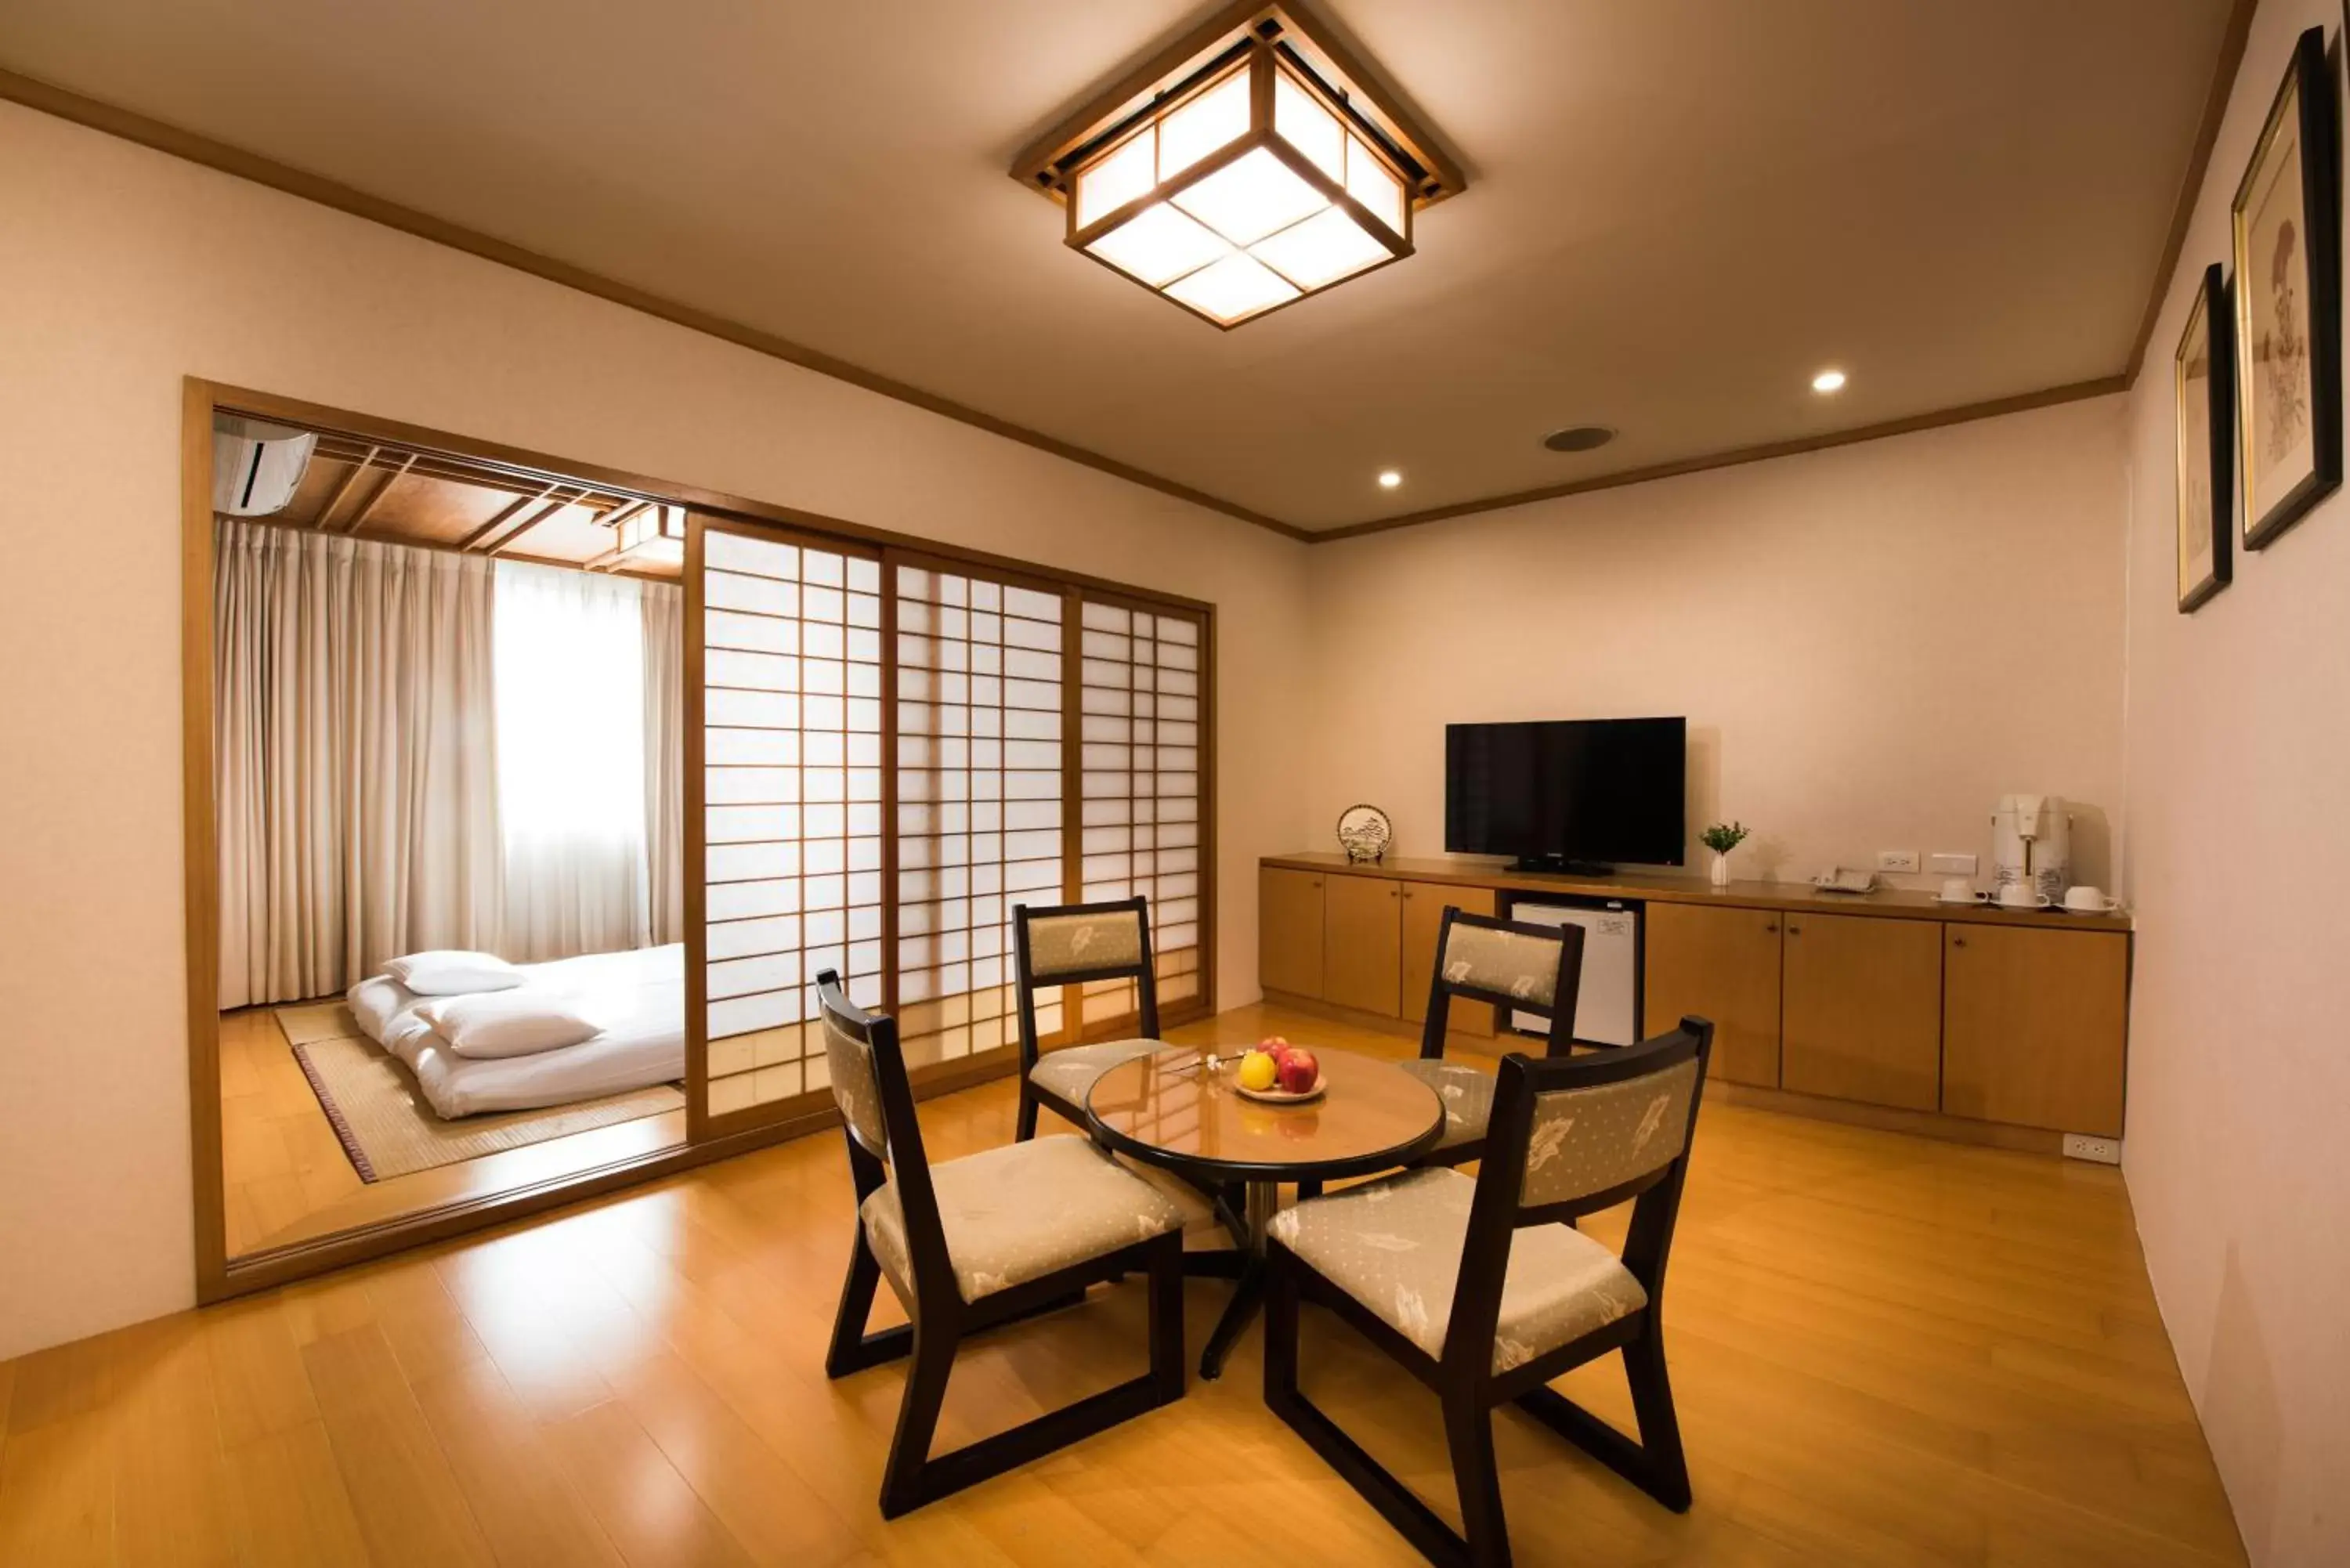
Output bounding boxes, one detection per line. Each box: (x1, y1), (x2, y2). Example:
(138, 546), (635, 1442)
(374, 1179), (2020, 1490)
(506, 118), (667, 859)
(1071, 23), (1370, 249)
(1011, 896), (1166, 1141)
(1264, 1017), (1716, 1568)
(815, 970), (1190, 1518)
(1399, 907), (1587, 1169)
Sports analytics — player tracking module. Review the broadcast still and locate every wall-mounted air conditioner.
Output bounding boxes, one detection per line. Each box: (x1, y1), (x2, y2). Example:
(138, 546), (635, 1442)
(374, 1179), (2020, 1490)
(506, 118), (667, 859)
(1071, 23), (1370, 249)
(212, 414), (316, 516)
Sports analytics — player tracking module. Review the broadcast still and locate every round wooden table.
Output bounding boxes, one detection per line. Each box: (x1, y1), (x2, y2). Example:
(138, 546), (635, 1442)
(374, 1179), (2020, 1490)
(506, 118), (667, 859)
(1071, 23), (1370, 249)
(1086, 1044), (1444, 1379)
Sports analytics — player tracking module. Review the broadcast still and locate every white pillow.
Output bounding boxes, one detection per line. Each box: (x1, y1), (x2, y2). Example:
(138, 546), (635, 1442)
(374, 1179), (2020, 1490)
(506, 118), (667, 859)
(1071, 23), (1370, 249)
(413, 992), (602, 1060)
(380, 950), (526, 996)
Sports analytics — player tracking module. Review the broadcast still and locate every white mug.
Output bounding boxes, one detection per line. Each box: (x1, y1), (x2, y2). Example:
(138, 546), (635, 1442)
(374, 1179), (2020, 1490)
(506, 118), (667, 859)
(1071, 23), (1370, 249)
(2063, 885), (2121, 913)
(1996, 884), (2052, 909)
(1938, 876), (1980, 903)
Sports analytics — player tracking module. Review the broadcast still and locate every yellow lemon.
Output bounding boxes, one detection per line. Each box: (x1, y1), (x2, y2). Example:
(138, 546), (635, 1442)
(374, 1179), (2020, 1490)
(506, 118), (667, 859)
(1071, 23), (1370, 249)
(1238, 1050), (1279, 1091)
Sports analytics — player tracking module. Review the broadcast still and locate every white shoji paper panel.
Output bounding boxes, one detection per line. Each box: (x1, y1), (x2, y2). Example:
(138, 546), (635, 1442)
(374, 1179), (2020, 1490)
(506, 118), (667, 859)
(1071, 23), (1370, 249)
(1076, 599), (1202, 1023)
(895, 565), (1065, 1065)
(703, 529), (884, 1115)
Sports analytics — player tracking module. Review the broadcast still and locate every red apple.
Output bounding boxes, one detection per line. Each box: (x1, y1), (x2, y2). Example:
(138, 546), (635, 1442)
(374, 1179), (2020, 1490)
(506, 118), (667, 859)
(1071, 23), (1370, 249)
(1277, 1050), (1318, 1094)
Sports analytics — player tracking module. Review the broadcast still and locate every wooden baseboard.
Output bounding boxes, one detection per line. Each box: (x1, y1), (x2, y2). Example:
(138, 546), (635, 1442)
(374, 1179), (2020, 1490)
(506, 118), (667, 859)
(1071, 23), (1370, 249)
(1710, 1082), (2066, 1156)
(215, 1042), (1035, 1303)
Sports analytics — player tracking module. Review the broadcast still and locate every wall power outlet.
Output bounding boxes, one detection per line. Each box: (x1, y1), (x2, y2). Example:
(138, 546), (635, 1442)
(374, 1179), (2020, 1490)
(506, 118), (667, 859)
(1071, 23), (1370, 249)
(2063, 1133), (2122, 1165)
(1877, 850), (1920, 873)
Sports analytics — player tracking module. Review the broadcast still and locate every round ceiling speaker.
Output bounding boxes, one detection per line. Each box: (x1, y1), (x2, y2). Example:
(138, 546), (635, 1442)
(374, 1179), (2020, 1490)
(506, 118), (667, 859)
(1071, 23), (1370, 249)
(1542, 425), (1617, 453)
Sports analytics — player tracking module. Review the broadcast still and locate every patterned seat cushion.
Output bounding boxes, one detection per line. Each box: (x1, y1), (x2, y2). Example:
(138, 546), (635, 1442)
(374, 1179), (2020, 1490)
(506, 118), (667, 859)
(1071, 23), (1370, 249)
(1268, 1167), (1647, 1374)
(861, 1134), (1188, 1305)
(1397, 1059), (1495, 1151)
(1114, 1152), (1235, 1252)
(1029, 1038), (1161, 1105)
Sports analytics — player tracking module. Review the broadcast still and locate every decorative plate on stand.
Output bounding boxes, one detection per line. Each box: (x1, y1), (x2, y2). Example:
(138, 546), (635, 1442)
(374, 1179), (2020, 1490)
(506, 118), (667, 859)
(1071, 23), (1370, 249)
(1336, 804), (1393, 863)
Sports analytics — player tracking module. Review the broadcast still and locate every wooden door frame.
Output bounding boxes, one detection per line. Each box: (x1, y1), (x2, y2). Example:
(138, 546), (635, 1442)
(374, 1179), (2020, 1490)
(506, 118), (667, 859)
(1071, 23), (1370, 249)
(182, 378), (1220, 1302)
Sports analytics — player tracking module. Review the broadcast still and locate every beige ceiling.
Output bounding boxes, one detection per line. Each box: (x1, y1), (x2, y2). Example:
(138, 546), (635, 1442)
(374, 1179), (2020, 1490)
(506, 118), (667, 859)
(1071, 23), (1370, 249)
(2, 0), (2237, 531)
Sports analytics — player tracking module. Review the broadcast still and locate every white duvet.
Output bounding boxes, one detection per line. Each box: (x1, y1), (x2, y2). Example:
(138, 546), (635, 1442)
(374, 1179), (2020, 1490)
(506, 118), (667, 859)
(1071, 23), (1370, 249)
(348, 944), (684, 1118)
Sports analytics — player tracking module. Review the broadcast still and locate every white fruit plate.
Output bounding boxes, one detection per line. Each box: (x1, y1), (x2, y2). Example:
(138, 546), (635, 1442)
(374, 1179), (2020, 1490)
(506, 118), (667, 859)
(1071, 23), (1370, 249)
(1236, 1075), (1325, 1105)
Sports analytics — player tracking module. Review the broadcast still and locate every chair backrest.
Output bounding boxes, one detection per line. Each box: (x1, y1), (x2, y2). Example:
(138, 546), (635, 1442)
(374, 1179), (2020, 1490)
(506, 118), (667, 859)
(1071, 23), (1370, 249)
(1011, 897), (1159, 1071)
(816, 970), (955, 1311)
(1443, 1016), (1715, 1375)
(1420, 907), (1586, 1060)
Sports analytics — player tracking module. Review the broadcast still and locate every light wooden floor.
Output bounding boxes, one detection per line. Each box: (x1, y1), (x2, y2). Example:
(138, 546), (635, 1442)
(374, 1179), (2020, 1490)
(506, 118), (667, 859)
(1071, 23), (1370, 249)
(8, 1003), (2243, 1566)
(219, 1008), (684, 1258)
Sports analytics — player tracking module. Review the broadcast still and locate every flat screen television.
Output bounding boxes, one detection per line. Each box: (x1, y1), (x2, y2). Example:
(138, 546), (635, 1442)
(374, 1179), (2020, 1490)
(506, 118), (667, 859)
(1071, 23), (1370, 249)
(1444, 717), (1687, 871)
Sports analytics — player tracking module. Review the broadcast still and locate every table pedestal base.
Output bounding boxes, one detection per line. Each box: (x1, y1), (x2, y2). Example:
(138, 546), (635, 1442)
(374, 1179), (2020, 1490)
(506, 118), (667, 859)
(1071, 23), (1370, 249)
(1197, 1180), (1283, 1381)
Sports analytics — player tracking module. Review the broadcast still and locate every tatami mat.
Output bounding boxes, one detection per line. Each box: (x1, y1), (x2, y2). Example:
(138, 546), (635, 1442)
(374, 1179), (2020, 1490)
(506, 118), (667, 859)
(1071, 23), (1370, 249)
(275, 1010), (682, 1181)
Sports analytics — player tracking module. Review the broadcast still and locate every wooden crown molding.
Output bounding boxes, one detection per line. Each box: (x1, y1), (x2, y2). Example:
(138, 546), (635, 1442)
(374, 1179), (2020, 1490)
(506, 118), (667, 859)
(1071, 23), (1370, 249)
(1310, 375), (2132, 543)
(2122, 0), (2258, 381)
(0, 65), (1308, 542)
(0, 0), (2244, 549)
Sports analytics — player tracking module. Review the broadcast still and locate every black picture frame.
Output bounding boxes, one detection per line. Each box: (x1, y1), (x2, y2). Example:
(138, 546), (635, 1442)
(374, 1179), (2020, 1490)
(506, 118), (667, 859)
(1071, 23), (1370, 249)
(2175, 262), (2235, 612)
(2231, 24), (2341, 551)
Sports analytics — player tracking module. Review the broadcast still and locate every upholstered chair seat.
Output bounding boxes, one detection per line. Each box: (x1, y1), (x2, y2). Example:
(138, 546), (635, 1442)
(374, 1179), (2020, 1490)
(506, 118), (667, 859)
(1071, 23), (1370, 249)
(1394, 1059), (1497, 1154)
(861, 1134), (1191, 1305)
(1264, 1019), (1717, 1568)
(1406, 908), (1587, 1170)
(816, 970), (1189, 1519)
(1013, 898), (1176, 1143)
(1269, 1167), (1646, 1375)
(1028, 1038), (1162, 1107)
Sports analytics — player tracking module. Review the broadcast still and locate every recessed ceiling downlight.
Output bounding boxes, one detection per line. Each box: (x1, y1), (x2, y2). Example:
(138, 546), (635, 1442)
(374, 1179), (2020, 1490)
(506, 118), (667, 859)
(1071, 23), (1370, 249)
(1811, 368), (1848, 393)
(1542, 425), (1617, 453)
(1377, 469), (1403, 489)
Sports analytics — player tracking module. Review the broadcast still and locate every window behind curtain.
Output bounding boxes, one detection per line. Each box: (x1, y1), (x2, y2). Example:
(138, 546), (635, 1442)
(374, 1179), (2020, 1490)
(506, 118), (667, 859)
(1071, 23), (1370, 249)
(494, 558), (652, 960)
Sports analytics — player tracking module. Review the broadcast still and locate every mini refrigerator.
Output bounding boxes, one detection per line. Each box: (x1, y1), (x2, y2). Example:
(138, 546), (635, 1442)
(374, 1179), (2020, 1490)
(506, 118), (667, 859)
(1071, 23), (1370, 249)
(1508, 900), (1640, 1046)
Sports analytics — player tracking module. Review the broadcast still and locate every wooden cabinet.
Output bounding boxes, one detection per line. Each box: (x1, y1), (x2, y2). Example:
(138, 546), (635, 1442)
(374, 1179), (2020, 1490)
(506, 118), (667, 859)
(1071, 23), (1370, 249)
(1258, 866), (1325, 999)
(1643, 902), (1783, 1087)
(1401, 882), (1497, 1035)
(1943, 926), (2128, 1136)
(1322, 873), (1403, 1016)
(1781, 912), (1943, 1111)
(1256, 857), (2132, 1146)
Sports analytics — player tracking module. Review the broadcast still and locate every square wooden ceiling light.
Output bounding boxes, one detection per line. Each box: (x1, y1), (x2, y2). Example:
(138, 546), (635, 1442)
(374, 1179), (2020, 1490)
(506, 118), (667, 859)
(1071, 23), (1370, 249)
(1011, 2), (1465, 329)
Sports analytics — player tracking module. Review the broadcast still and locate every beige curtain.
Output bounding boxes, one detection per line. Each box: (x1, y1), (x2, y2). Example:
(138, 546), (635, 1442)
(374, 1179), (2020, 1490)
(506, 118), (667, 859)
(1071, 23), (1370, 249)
(215, 519), (501, 1009)
(642, 580), (685, 946)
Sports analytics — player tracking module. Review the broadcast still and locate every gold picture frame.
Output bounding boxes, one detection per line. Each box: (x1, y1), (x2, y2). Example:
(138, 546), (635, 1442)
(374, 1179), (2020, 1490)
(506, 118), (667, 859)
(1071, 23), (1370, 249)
(2230, 25), (2341, 551)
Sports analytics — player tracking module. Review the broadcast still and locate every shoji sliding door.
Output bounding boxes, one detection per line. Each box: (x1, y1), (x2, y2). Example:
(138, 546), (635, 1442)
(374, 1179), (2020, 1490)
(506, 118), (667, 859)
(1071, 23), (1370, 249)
(688, 515), (1214, 1137)
(892, 559), (1066, 1066)
(691, 518), (886, 1133)
(1072, 595), (1209, 1033)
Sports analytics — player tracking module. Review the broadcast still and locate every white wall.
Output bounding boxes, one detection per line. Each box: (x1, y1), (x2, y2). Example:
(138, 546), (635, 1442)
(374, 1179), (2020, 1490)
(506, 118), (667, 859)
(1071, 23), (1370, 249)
(2117, 3), (2350, 1562)
(1301, 398), (2130, 891)
(0, 102), (1314, 1362)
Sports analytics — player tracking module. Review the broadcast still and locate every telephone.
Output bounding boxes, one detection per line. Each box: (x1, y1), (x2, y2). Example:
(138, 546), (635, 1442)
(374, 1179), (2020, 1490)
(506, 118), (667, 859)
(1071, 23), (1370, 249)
(1812, 867), (1879, 894)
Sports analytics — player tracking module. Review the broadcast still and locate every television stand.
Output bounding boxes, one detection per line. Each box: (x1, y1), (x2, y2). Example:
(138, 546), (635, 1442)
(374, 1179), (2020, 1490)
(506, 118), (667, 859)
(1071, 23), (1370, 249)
(1512, 855), (1615, 876)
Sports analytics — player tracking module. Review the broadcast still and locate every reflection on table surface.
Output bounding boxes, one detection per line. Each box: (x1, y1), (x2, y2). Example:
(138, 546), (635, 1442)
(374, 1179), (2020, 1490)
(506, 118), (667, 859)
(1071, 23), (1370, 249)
(1086, 1044), (1441, 1172)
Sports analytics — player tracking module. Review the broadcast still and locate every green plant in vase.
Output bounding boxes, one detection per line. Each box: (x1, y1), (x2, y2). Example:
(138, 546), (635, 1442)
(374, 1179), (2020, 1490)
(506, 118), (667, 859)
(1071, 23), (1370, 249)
(1700, 821), (1749, 887)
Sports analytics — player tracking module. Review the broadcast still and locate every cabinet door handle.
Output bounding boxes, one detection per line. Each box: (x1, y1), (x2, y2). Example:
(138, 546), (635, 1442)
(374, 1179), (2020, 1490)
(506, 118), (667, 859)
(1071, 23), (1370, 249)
(1786, 924), (1802, 937)
(1762, 922), (1778, 934)
(1951, 936), (1967, 948)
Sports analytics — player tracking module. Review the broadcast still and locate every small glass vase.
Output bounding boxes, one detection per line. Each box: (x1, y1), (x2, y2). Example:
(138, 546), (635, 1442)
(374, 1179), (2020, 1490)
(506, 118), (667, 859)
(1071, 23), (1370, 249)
(1708, 850), (1731, 887)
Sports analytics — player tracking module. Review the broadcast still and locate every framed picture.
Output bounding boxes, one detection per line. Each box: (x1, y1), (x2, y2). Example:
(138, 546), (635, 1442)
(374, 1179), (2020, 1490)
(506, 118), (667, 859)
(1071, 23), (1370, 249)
(2175, 263), (2235, 612)
(2231, 25), (2341, 551)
